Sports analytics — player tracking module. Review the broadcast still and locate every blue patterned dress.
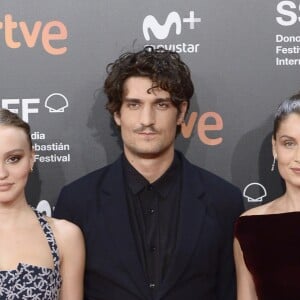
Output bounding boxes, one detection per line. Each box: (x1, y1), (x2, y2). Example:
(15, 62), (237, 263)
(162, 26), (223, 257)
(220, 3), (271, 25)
(0, 210), (62, 299)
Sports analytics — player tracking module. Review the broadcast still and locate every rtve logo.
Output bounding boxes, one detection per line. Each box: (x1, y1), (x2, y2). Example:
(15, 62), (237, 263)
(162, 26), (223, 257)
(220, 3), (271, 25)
(0, 14), (67, 55)
(181, 111), (223, 146)
(143, 11), (201, 41)
(276, 1), (300, 26)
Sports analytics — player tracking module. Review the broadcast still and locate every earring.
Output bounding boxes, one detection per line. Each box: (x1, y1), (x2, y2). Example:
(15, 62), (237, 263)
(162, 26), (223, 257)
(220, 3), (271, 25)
(271, 157), (276, 172)
(30, 166), (34, 173)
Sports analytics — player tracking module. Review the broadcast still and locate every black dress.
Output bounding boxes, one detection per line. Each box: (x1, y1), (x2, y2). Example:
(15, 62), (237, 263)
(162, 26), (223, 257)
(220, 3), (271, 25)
(235, 212), (300, 300)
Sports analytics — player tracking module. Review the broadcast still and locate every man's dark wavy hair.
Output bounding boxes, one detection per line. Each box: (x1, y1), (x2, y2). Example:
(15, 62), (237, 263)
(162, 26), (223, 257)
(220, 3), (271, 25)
(104, 46), (194, 120)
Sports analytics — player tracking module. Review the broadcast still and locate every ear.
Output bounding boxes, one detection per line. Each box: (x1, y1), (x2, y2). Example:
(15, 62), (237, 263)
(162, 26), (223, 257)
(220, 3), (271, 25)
(272, 136), (277, 159)
(177, 101), (188, 125)
(113, 111), (121, 126)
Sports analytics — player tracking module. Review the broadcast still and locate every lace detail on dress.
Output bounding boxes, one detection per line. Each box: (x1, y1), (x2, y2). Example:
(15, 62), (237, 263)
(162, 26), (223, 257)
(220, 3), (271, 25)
(0, 209), (62, 299)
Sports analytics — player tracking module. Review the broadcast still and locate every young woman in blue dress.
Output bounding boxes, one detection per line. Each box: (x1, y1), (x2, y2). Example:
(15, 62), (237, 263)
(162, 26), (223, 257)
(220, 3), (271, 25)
(0, 108), (85, 299)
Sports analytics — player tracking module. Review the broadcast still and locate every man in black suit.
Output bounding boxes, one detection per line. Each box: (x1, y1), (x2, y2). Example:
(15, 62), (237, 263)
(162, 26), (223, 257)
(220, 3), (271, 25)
(54, 47), (244, 300)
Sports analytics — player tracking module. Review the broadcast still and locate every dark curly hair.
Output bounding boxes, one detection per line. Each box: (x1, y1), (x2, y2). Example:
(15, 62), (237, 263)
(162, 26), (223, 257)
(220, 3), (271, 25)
(104, 46), (194, 123)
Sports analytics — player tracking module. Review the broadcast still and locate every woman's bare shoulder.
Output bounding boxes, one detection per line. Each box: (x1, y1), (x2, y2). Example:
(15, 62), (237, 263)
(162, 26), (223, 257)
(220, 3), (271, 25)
(46, 217), (83, 241)
(241, 198), (281, 216)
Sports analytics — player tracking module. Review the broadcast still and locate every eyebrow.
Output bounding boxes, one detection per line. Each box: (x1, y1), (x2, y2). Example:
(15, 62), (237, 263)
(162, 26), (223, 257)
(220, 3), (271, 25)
(123, 97), (172, 103)
(278, 135), (295, 139)
(4, 149), (25, 155)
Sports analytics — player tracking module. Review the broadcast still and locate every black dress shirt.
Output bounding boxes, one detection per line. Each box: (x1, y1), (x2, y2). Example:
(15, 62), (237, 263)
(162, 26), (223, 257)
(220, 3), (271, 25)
(123, 153), (182, 294)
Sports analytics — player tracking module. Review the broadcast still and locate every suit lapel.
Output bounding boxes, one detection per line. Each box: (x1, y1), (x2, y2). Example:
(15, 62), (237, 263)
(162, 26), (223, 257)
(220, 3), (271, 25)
(99, 158), (151, 300)
(158, 156), (207, 298)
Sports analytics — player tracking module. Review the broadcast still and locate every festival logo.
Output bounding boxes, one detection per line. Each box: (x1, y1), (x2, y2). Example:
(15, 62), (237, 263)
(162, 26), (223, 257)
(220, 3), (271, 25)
(243, 182), (267, 203)
(276, 1), (300, 26)
(45, 93), (69, 113)
(1, 92), (69, 121)
(275, 1), (300, 66)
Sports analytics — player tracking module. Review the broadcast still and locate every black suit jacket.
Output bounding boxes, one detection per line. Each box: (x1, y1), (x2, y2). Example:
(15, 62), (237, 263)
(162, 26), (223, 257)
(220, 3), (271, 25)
(54, 152), (244, 300)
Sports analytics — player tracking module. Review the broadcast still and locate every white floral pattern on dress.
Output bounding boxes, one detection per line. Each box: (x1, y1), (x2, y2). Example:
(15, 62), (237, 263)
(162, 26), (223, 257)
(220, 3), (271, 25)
(0, 209), (62, 299)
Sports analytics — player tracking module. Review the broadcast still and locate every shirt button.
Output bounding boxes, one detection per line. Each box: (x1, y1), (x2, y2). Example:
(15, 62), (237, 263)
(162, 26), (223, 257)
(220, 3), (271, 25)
(147, 185), (153, 191)
(149, 208), (155, 214)
(149, 283), (156, 288)
(150, 246), (156, 252)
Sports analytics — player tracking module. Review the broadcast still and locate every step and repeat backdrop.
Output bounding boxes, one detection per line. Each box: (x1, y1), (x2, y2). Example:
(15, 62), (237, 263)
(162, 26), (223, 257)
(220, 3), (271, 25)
(0, 0), (299, 215)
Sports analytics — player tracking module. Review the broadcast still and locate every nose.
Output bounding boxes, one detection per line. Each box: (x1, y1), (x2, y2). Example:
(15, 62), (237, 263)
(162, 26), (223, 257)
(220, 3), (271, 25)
(0, 163), (9, 180)
(140, 105), (155, 127)
(295, 146), (300, 163)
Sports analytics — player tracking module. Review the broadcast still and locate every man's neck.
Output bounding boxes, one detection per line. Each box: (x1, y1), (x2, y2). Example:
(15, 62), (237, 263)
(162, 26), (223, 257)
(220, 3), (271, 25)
(124, 150), (175, 183)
